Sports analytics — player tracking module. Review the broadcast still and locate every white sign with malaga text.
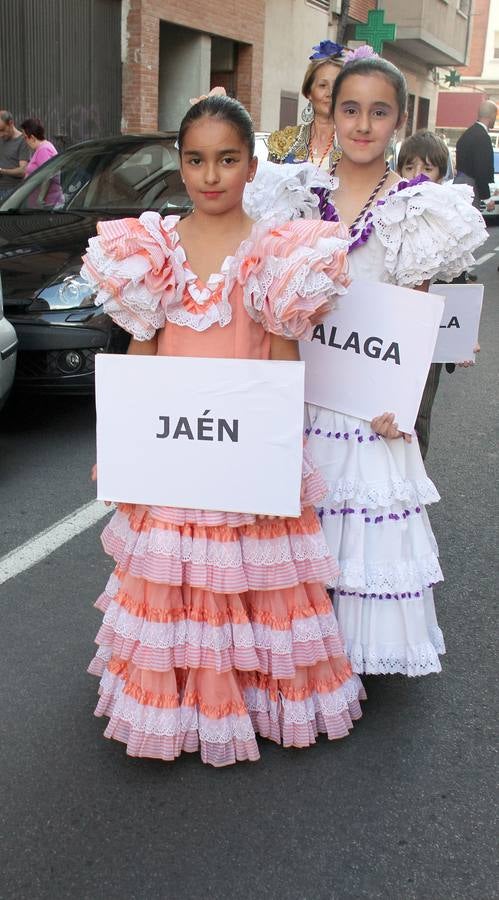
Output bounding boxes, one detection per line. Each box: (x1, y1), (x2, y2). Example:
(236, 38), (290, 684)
(299, 278), (445, 434)
(95, 354), (305, 517)
(431, 283), (483, 363)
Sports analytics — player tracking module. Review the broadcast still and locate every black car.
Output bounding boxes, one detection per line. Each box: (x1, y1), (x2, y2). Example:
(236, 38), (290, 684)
(0, 134), (192, 393)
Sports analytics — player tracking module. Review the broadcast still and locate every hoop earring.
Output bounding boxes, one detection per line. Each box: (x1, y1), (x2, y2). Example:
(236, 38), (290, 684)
(301, 101), (314, 125)
(389, 131), (399, 159)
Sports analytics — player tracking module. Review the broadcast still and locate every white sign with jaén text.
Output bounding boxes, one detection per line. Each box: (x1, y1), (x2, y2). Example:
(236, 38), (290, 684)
(95, 354), (305, 517)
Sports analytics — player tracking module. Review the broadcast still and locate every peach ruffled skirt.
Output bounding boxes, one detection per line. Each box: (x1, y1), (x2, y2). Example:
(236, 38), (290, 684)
(89, 460), (365, 766)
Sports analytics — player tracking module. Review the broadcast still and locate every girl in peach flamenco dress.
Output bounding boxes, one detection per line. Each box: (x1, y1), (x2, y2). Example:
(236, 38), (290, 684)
(81, 93), (365, 766)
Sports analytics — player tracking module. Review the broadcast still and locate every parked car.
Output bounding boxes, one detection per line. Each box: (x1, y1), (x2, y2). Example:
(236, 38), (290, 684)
(0, 131), (271, 394)
(0, 273), (17, 410)
(0, 134), (191, 394)
(480, 149), (499, 220)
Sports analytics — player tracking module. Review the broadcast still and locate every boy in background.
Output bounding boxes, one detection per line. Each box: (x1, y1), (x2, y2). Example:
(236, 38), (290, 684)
(397, 130), (480, 458)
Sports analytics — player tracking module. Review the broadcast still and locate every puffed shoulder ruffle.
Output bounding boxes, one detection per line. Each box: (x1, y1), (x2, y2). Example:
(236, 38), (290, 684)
(81, 212), (182, 341)
(236, 217), (350, 340)
(371, 180), (488, 285)
(243, 159), (333, 221)
(81, 208), (350, 341)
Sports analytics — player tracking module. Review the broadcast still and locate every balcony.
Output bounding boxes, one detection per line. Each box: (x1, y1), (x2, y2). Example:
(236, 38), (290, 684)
(381, 0), (470, 67)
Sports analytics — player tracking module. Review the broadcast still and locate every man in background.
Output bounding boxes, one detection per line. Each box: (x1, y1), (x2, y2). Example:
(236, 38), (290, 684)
(0, 110), (30, 202)
(456, 100), (497, 212)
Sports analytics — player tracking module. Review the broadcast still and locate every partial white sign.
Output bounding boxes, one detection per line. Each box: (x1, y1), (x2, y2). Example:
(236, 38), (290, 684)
(95, 355), (305, 517)
(299, 278), (444, 433)
(430, 283), (483, 363)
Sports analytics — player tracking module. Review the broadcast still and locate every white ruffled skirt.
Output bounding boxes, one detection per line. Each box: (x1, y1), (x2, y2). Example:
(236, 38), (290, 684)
(305, 408), (445, 676)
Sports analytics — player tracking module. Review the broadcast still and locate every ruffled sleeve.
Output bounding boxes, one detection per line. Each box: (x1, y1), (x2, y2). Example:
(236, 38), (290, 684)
(81, 212), (181, 340)
(243, 159), (333, 221)
(236, 218), (350, 340)
(371, 179), (488, 285)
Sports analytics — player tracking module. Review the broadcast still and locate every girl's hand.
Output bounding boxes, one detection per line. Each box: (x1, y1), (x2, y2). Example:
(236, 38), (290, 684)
(458, 342), (480, 368)
(90, 464), (112, 506)
(371, 412), (412, 443)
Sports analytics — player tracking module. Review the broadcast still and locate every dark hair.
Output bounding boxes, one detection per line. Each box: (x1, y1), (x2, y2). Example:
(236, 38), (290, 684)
(332, 57), (407, 124)
(397, 130), (448, 180)
(20, 117), (45, 140)
(302, 58), (342, 99)
(178, 95), (255, 157)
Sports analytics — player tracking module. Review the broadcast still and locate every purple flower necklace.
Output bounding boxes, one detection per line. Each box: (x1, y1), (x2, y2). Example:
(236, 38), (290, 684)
(331, 159), (390, 233)
(315, 170), (429, 251)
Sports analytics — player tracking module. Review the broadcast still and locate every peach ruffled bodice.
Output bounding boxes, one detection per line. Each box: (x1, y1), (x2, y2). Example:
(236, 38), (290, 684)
(81, 213), (350, 347)
(157, 281), (271, 360)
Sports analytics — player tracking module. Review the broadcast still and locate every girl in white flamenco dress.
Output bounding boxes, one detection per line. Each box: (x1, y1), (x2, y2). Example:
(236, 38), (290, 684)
(299, 51), (487, 676)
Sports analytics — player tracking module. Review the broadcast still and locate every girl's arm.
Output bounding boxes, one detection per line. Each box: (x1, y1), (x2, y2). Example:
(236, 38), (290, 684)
(270, 335), (299, 361)
(127, 335), (158, 356)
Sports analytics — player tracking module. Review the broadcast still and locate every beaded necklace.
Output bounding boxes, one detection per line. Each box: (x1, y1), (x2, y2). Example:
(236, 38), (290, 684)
(308, 132), (335, 169)
(330, 160), (391, 234)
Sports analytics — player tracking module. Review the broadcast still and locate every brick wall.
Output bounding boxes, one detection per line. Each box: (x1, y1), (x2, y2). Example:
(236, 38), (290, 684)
(122, 0), (265, 132)
(458, 0), (491, 76)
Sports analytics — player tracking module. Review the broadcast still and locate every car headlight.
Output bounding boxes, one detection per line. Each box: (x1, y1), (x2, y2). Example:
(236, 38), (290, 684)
(36, 274), (98, 310)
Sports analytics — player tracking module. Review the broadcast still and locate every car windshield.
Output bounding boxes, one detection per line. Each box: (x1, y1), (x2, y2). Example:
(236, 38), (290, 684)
(0, 138), (191, 214)
(494, 150), (499, 174)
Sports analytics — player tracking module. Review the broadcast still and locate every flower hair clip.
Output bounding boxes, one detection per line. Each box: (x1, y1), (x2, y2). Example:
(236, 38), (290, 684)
(309, 40), (344, 60)
(343, 44), (379, 63)
(189, 85), (227, 106)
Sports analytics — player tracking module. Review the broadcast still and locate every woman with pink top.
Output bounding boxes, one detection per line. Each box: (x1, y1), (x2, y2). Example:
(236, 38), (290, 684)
(21, 118), (58, 174)
(21, 117), (62, 206)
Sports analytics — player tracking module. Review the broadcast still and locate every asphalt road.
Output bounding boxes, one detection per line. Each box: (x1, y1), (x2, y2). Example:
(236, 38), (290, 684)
(1, 228), (498, 900)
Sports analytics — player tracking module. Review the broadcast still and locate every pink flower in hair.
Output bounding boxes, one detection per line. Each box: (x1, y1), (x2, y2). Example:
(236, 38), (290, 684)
(189, 86), (227, 106)
(344, 44), (378, 63)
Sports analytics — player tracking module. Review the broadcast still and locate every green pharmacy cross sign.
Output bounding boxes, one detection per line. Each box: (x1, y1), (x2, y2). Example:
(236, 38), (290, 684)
(444, 69), (461, 87)
(354, 10), (397, 54)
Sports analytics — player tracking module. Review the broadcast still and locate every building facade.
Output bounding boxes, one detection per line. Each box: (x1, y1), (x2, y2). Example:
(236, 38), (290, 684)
(436, 0), (498, 139)
(122, 0), (265, 133)
(0, 0), (478, 146)
(263, 0), (472, 136)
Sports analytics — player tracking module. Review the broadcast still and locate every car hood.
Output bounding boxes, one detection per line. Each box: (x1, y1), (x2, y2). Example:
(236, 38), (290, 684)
(0, 210), (122, 307)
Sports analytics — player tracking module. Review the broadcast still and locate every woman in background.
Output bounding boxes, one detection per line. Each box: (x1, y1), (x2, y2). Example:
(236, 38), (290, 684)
(21, 118), (58, 175)
(267, 40), (343, 170)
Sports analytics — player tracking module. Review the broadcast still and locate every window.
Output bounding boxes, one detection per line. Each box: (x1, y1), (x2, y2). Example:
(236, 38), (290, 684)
(2, 139), (192, 214)
(416, 97), (430, 130)
(406, 94), (415, 135)
(494, 31), (499, 59)
(280, 92), (299, 129)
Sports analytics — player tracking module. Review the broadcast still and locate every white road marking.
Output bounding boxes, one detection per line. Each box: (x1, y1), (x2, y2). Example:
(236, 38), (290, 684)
(0, 500), (111, 586)
(471, 252), (495, 267)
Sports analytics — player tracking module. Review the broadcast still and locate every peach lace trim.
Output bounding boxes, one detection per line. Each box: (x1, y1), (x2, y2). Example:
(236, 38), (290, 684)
(112, 587), (333, 627)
